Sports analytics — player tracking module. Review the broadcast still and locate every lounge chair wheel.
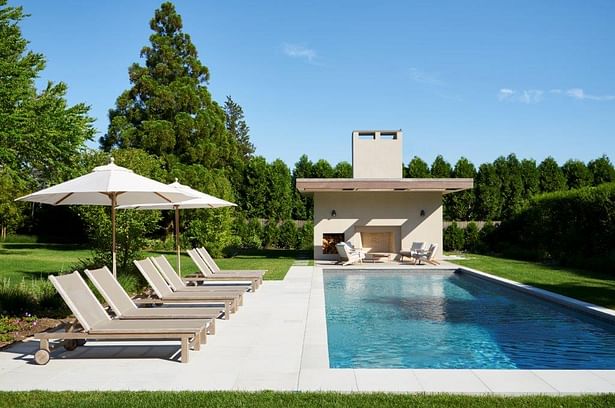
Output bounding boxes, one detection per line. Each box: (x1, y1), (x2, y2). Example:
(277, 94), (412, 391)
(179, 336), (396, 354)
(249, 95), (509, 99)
(34, 349), (50, 365)
(63, 339), (78, 351)
(76, 339), (87, 346)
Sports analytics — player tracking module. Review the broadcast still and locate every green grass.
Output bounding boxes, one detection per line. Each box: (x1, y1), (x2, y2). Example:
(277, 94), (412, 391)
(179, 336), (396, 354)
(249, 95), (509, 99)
(146, 249), (309, 280)
(0, 244), (306, 286)
(0, 391), (613, 408)
(452, 253), (615, 309)
(0, 243), (91, 283)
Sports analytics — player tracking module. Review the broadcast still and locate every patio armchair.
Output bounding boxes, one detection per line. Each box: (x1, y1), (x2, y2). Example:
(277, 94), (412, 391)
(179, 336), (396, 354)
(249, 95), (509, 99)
(414, 243), (440, 265)
(335, 242), (366, 266)
(399, 242), (427, 262)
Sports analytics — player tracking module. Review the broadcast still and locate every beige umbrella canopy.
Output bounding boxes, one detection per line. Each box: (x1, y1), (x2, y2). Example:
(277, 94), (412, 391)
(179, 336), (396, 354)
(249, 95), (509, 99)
(16, 159), (195, 277)
(118, 179), (236, 274)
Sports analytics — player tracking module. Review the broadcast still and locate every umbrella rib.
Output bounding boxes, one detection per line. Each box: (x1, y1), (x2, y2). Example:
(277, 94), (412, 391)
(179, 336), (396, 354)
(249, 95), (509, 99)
(54, 193), (74, 206)
(155, 192), (175, 203)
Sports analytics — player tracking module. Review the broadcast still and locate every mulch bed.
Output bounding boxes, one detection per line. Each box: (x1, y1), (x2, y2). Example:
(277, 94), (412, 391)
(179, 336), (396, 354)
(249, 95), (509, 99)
(0, 317), (65, 350)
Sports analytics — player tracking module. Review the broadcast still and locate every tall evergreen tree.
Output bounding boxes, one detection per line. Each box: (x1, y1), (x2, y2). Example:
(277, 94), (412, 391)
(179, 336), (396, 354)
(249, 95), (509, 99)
(292, 155), (314, 220)
(224, 96), (254, 160)
(239, 156), (270, 219)
(474, 163), (502, 220)
(268, 159), (293, 220)
(495, 154), (525, 219)
(334, 161), (352, 178)
(430, 155), (452, 178)
(538, 157), (567, 192)
(405, 156), (431, 178)
(562, 159), (592, 190)
(100, 2), (240, 174)
(587, 155), (615, 186)
(445, 157), (476, 220)
(312, 159), (335, 178)
(520, 158), (540, 198)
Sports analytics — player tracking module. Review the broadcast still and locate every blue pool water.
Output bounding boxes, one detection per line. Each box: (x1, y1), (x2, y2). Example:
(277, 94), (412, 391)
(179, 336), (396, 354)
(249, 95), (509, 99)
(324, 270), (615, 369)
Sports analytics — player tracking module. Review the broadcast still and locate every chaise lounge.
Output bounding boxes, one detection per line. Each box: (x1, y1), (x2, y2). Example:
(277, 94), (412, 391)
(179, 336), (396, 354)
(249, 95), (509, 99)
(187, 249), (263, 291)
(134, 258), (240, 319)
(196, 247), (266, 285)
(34, 271), (209, 365)
(84, 266), (222, 333)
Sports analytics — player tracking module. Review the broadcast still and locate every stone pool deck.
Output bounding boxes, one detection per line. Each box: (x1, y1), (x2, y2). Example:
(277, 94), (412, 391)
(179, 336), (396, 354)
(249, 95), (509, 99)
(0, 263), (614, 394)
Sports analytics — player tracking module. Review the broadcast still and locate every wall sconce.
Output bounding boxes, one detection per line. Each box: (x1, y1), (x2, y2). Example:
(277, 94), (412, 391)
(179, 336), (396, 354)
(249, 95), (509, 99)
(331, 209), (337, 218)
(420, 209), (425, 217)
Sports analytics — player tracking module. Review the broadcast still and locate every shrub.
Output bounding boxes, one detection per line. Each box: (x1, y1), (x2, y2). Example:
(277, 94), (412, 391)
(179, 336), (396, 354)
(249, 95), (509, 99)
(444, 222), (465, 251)
(234, 217), (262, 249)
(491, 182), (615, 271)
(298, 221), (314, 251)
(261, 219), (279, 249)
(463, 222), (480, 252)
(278, 220), (299, 249)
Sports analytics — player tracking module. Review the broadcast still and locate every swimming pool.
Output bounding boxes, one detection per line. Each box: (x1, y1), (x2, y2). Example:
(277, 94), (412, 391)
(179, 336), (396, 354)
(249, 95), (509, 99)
(324, 269), (615, 369)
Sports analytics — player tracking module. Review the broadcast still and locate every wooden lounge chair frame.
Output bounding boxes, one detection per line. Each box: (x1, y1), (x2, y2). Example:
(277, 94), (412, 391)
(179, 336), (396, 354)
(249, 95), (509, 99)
(134, 258), (239, 319)
(150, 255), (251, 294)
(187, 249), (262, 291)
(196, 247), (266, 283)
(34, 272), (207, 365)
(84, 266), (222, 333)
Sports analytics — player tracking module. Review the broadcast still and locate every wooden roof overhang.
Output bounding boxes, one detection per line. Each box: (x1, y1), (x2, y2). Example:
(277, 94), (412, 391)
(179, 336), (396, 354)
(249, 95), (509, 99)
(296, 178), (473, 195)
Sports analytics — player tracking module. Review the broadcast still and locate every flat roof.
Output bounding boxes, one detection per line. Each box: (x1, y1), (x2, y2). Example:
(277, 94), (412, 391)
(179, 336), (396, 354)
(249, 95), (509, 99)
(296, 178), (473, 194)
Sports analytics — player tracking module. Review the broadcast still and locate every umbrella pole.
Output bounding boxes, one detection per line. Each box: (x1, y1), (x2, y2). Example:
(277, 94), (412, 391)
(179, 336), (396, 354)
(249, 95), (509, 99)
(175, 206), (181, 276)
(111, 194), (117, 278)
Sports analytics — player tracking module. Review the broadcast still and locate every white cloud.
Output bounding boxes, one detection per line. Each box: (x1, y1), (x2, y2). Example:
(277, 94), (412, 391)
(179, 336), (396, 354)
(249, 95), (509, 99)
(282, 43), (317, 63)
(498, 88), (515, 101)
(409, 67), (444, 85)
(565, 88), (615, 101)
(520, 90), (544, 104)
(497, 88), (542, 104)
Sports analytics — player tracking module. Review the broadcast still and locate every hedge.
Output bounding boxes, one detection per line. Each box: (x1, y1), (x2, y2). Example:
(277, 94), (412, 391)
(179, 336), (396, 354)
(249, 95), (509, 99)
(488, 182), (615, 271)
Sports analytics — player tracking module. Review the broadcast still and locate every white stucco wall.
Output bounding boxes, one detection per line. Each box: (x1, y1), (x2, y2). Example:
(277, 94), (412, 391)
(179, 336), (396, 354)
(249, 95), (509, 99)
(313, 191), (443, 260)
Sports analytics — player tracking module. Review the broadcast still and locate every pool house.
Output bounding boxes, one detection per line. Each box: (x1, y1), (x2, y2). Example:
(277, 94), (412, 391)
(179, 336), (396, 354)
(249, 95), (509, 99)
(296, 130), (473, 261)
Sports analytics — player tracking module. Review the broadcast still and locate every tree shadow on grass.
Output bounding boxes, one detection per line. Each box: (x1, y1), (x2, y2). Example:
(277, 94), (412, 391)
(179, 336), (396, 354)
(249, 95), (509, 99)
(524, 281), (615, 310)
(1, 243), (87, 251)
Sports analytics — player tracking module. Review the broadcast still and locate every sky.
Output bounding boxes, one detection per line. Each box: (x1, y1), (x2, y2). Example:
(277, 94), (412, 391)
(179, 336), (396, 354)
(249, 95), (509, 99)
(14, 0), (615, 168)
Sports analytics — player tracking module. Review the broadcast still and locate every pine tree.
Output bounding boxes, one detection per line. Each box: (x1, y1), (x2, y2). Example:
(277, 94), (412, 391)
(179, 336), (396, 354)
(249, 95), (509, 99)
(538, 157), (567, 193)
(224, 96), (255, 160)
(405, 156), (431, 178)
(562, 159), (592, 190)
(587, 155), (615, 186)
(430, 155), (452, 178)
(100, 2), (240, 174)
(445, 157), (476, 220)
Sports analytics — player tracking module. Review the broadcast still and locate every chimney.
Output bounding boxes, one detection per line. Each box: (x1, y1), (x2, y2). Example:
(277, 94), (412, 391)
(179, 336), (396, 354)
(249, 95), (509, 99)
(352, 130), (403, 179)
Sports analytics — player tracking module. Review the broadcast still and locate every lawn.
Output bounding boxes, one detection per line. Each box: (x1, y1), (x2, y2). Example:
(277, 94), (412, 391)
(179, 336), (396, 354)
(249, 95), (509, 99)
(0, 391), (613, 408)
(0, 243), (91, 282)
(452, 253), (615, 309)
(0, 243), (308, 284)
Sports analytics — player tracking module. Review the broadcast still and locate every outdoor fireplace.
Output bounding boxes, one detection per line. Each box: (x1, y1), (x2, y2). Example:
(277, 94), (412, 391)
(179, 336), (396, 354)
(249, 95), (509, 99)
(322, 233), (344, 255)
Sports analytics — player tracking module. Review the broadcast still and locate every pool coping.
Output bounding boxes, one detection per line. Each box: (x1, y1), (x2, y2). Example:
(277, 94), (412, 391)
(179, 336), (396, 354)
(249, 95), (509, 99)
(301, 263), (615, 393)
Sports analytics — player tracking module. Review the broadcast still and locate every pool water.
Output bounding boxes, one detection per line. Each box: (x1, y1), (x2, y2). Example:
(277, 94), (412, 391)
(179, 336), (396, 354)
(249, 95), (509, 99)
(324, 270), (615, 369)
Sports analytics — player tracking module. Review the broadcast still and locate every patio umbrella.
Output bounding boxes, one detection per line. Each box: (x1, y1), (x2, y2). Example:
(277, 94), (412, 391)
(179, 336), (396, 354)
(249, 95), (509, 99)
(15, 159), (195, 277)
(118, 179), (236, 275)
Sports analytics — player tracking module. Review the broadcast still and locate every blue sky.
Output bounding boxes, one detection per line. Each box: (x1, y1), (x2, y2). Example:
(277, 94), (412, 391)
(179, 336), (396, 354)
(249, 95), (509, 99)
(15, 0), (615, 168)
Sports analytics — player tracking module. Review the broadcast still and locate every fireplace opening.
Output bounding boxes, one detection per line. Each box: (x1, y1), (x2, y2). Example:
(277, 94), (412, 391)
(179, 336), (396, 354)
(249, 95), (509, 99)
(322, 233), (344, 255)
